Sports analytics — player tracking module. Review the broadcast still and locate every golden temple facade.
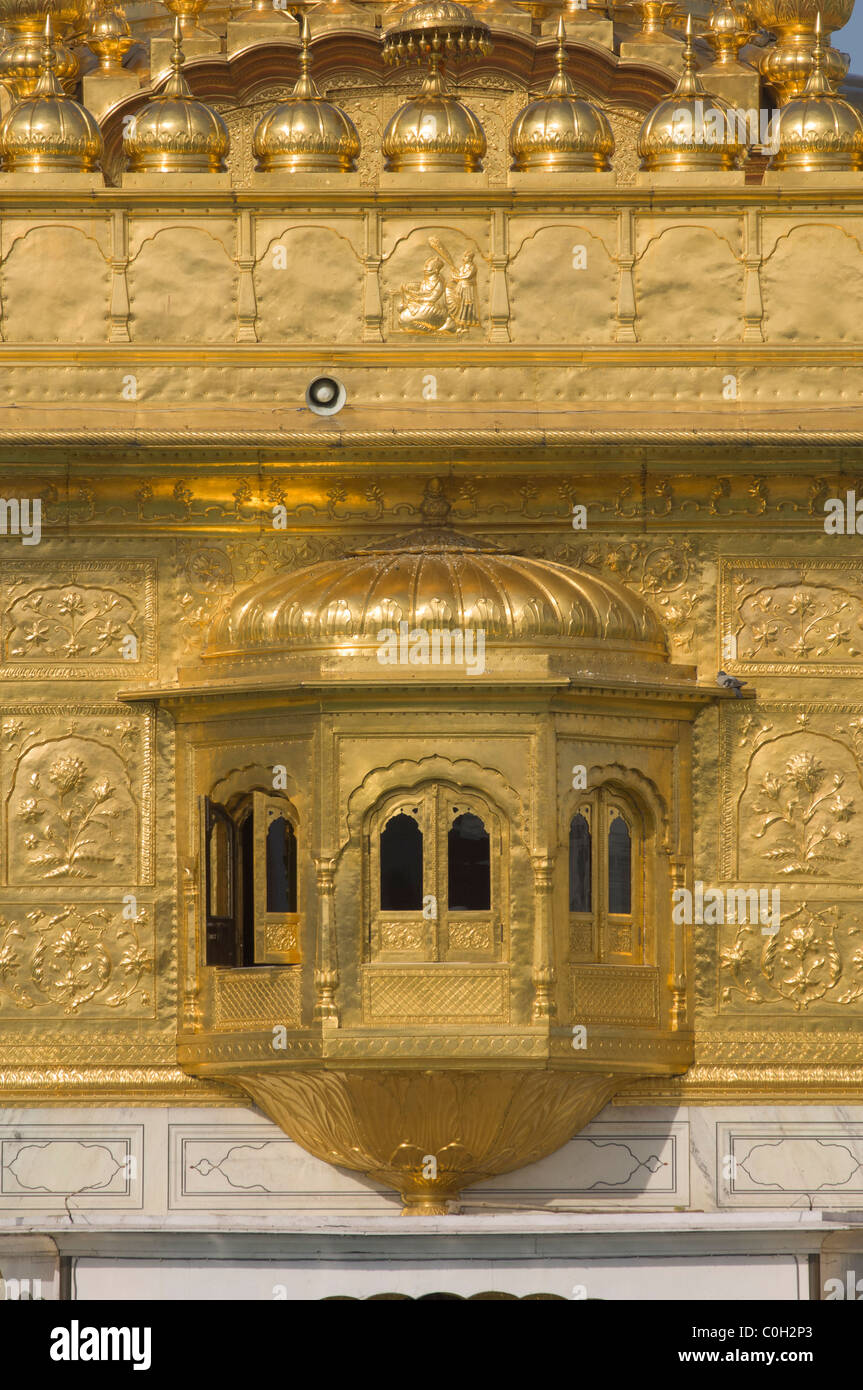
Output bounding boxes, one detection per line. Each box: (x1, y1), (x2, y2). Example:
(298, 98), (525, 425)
(1, 0), (863, 1302)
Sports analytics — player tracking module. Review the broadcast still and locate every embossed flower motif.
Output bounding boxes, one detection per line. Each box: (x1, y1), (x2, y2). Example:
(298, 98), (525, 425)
(783, 753), (824, 794)
(830, 794), (855, 821)
(118, 945), (151, 976)
(22, 619), (51, 647)
(0, 938), (19, 979)
(57, 591), (86, 618)
(2, 719), (24, 739)
(95, 621), (123, 647)
(22, 835), (37, 850)
(48, 756), (87, 797)
(751, 621), (780, 646)
(17, 798), (41, 822)
(788, 591), (816, 617)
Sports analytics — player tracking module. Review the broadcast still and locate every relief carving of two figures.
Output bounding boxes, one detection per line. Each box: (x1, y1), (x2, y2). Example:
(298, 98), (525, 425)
(398, 238), (480, 335)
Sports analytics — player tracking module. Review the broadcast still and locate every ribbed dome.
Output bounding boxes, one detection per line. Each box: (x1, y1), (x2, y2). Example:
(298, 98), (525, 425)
(123, 18), (228, 174)
(769, 17), (863, 171)
(638, 16), (743, 172)
(383, 70), (486, 172)
(253, 16), (360, 173)
(0, 17), (102, 172)
(204, 527), (667, 661)
(509, 19), (613, 173)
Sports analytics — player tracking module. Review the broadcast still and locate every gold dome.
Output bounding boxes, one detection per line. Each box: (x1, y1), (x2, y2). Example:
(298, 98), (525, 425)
(0, 16), (102, 172)
(769, 15), (863, 170)
(204, 524), (668, 664)
(383, 73), (486, 172)
(88, 2), (133, 73)
(638, 14), (743, 171)
(705, 0), (753, 66)
(253, 17), (360, 173)
(509, 19), (613, 173)
(123, 18), (229, 174)
(381, 0), (489, 173)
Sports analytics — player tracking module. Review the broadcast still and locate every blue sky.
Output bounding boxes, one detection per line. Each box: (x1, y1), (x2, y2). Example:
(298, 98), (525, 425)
(840, 10), (863, 74)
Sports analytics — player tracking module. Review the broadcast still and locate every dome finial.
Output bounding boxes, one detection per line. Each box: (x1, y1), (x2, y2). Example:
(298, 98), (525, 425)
(35, 14), (63, 98)
(804, 12), (831, 97)
(676, 13), (703, 98)
(294, 14), (320, 101)
(164, 15), (192, 99)
(548, 16), (575, 97)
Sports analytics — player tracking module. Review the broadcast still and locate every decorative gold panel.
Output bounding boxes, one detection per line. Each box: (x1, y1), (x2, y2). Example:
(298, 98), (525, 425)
(213, 968), (301, 1031)
(362, 966), (509, 1025)
(1, 705), (154, 886)
(0, 558), (157, 680)
(0, 901), (154, 1018)
(570, 965), (661, 1026)
(720, 703), (863, 883)
(720, 559), (863, 676)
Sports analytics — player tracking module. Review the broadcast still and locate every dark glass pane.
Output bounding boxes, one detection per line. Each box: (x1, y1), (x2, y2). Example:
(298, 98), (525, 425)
(207, 816), (232, 920)
(608, 816), (631, 915)
(380, 814), (423, 910)
(266, 816), (297, 914)
(448, 812), (490, 911)
(240, 811), (254, 965)
(569, 814), (591, 913)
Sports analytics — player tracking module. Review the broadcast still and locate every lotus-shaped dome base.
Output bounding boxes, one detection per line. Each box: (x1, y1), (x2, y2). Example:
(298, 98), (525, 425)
(232, 1068), (621, 1211)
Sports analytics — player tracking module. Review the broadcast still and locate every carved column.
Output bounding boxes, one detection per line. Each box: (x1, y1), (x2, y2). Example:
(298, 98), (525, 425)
(489, 209), (511, 344)
(742, 208), (764, 344)
(616, 208), (637, 343)
(314, 855), (339, 1024)
(669, 857), (688, 1030)
(180, 859), (201, 1031)
(531, 852), (556, 1022)
(237, 210), (259, 344)
(363, 209), (384, 343)
(109, 208), (131, 344)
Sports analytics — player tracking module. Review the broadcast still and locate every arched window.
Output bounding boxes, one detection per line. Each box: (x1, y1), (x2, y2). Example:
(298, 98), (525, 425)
(380, 813), (423, 911)
(568, 814), (592, 914)
(367, 787), (502, 963)
(608, 816), (631, 916)
(266, 816), (297, 914)
(203, 790), (301, 967)
(448, 812), (490, 911)
(567, 790), (641, 964)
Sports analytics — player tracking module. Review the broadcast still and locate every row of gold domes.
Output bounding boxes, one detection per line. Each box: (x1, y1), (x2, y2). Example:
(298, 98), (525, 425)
(0, 4), (861, 176)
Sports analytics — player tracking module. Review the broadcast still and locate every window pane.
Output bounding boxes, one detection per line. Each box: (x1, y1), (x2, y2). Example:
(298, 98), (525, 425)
(608, 816), (631, 915)
(240, 811), (254, 966)
(380, 813), (423, 910)
(266, 816), (297, 914)
(569, 814), (591, 913)
(208, 817), (231, 919)
(448, 812), (490, 911)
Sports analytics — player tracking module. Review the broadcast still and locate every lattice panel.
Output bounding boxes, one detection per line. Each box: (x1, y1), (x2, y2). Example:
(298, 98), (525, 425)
(570, 965), (660, 1026)
(363, 966), (509, 1024)
(214, 969), (302, 1031)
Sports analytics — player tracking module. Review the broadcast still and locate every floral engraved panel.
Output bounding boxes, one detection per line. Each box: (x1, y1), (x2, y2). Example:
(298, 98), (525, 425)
(721, 705), (863, 883)
(0, 903), (154, 1017)
(720, 560), (863, 675)
(538, 536), (713, 654)
(2, 709), (154, 886)
(379, 920), (425, 951)
(0, 560), (156, 679)
(720, 902), (863, 1014)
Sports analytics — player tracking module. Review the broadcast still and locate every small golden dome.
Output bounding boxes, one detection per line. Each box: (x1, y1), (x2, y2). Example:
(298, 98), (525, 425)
(88, 2), (133, 74)
(253, 17), (360, 173)
(123, 17), (229, 174)
(381, 0), (489, 172)
(705, 0), (753, 66)
(638, 14), (743, 171)
(769, 16), (863, 171)
(0, 17), (103, 173)
(509, 19), (613, 173)
(383, 70), (486, 172)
